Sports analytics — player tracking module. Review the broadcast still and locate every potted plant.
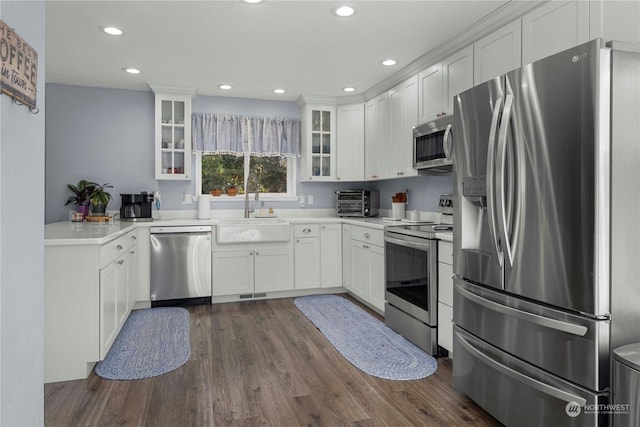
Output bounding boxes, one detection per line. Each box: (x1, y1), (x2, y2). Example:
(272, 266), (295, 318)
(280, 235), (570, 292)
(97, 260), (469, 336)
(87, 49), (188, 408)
(226, 184), (237, 196)
(210, 187), (222, 197)
(89, 183), (113, 216)
(65, 180), (98, 219)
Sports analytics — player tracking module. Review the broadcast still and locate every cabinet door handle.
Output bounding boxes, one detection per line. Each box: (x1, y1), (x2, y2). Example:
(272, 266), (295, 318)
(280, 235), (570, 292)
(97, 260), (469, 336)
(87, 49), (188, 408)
(322, 225), (326, 230)
(132, 236), (137, 240)
(249, 251), (254, 255)
(130, 250), (135, 255)
(296, 239), (300, 243)
(118, 259), (124, 265)
(255, 252), (260, 256)
(364, 233), (370, 239)
(116, 245), (123, 250)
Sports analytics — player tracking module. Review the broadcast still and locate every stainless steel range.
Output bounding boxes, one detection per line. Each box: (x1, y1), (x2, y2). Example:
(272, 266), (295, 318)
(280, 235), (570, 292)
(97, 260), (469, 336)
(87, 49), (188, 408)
(384, 195), (453, 355)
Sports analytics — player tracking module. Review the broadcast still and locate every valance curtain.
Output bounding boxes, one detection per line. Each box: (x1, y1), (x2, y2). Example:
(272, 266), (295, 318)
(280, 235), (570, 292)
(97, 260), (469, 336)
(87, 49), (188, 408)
(192, 113), (301, 157)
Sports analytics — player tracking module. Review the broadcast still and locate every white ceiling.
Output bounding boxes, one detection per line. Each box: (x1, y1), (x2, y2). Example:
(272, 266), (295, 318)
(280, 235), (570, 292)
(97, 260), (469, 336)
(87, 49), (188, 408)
(46, 0), (512, 102)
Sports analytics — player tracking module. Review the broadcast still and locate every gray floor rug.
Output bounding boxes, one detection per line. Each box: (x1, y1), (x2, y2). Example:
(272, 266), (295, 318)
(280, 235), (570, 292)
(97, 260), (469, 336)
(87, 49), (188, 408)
(295, 294), (438, 380)
(95, 307), (190, 380)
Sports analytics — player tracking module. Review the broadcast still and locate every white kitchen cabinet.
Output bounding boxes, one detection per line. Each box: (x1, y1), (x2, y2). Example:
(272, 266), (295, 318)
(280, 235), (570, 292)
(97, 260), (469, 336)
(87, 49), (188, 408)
(474, 19), (522, 85)
(522, 1), (590, 65)
(254, 247), (294, 293)
(442, 45), (474, 115)
(342, 224), (352, 291)
(213, 243), (294, 297)
(590, 0), (640, 45)
(336, 103), (365, 181)
(365, 93), (390, 180)
(212, 250), (255, 296)
(300, 103), (336, 181)
(294, 223), (342, 289)
(320, 224), (342, 288)
(151, 86), (194, 181)
(418, 45), (473, 123)
(388, 76), (419, 178)
(349, 226), (385, 313)
(45, 229), (138, 383)
(294, 236), (321, 289)
(418, 63), (443, 124)
(437, 240), (454, 355)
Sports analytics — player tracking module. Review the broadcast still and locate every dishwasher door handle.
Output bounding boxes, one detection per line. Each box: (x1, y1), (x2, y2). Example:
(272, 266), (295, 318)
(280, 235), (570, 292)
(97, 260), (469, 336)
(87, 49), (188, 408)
(150, 225), (212, 234)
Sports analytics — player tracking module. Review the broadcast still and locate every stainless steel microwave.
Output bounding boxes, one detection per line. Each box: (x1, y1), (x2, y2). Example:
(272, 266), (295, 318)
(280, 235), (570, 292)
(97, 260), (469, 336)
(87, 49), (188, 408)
(413, 115), (453, 172)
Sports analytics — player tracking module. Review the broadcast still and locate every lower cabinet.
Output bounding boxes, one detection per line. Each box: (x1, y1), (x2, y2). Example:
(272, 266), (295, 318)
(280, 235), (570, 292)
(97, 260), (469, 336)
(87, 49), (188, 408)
(45, 229), (138, 383)
(350, 227), (385, 313)
(293, 223), (342, 289)
(99, 248), (136, 359)
(342, 224), (352, 291)
(213, 243), (294, 297)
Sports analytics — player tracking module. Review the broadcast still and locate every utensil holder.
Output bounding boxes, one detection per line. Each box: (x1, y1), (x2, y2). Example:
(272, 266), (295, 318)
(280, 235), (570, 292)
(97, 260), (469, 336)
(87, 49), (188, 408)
(392, 203), (406, 219)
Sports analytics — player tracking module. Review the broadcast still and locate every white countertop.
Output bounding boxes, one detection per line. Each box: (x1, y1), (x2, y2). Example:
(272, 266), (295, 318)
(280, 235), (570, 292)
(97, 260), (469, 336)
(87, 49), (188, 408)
(45, 215), (453, 245)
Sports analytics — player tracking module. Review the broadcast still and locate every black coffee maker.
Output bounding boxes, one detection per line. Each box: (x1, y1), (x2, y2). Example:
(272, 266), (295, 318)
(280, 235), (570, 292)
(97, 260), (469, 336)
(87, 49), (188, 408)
(120, 192), (154, 221)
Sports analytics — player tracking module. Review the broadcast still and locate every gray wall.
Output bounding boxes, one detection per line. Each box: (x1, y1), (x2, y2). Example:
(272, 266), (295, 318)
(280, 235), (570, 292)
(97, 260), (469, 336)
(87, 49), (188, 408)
(0, 1), (46, 425)
(45, 84), (452, 222)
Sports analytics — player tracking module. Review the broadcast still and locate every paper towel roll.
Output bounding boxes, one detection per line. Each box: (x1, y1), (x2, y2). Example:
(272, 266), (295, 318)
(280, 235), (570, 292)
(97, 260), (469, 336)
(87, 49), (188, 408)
(198, 195), (211, 219)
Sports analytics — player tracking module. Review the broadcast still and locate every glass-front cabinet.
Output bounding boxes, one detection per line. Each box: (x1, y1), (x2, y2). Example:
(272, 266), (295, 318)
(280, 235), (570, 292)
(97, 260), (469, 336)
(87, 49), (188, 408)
(151, 87), (195, 180)
(299, 98), (336, 181)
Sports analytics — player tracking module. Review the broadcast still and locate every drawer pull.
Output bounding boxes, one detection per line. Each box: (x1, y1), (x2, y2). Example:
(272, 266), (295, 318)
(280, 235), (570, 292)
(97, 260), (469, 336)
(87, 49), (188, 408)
(118, 259), (124, 265)
(116, 245), (123, 250)
(303, 228), (311, 233)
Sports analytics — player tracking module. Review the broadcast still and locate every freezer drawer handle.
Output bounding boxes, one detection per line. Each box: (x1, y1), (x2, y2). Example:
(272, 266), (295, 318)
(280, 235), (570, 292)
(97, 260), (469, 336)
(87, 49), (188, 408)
(456, 330), (587, 407)
(457, 284), (588, 336)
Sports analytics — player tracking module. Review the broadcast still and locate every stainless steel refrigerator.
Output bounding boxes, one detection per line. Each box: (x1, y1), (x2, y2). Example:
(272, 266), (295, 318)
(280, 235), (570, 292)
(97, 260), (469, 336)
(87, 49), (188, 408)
(452, 39), (640, 426)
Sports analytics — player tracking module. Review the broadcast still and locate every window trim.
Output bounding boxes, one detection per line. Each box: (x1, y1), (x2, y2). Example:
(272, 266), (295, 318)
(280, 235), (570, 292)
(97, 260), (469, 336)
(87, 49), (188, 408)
(194, 152), (298, 202)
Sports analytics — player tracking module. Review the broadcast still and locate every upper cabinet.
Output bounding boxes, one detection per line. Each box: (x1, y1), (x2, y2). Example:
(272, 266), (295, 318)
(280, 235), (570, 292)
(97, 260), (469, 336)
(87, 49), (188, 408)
(522, 1), (590, 65)
(388, 76), (418, 178)
(590, 0), (640, 45)
(336, 103), (365, 181)
(300, 102), (336, 181)
(364, 93), (390, 180)
(474, 19), (522, 85)
(151, 86), (195, 181)
(418, 45), (473, 123)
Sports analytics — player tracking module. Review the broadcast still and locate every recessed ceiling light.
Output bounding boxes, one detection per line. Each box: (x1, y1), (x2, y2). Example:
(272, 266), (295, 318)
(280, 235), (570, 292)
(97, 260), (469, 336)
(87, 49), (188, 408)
(382, 59), (397, 66)
(342, 87), (356, 93)
(101, 26), (124, 36)
(243, 0), (263, 3)
(273, 89), (286, 94)
(123, 67), (141, 74)
(333, 5), (357, 17)
(218, 84), (232, 90)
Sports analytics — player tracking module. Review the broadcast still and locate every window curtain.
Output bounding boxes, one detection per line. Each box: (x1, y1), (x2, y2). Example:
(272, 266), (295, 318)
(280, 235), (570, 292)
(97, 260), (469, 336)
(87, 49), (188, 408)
(192, 113), (300, 157)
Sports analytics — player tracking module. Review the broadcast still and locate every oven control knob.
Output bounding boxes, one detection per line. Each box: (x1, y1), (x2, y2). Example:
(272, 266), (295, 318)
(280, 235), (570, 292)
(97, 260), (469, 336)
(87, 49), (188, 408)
(364, 208), (370, 215)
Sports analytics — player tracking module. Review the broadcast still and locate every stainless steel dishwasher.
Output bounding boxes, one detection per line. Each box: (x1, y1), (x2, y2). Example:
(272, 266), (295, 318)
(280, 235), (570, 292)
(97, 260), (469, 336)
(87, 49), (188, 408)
(149, 225), (212, 306)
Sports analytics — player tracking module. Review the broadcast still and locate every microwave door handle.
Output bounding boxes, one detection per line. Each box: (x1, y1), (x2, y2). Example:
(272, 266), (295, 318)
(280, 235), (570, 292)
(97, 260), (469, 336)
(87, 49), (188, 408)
(443, 124), (453, 160)
(486, 96), (503, 267)
(496, 94), (515, 267)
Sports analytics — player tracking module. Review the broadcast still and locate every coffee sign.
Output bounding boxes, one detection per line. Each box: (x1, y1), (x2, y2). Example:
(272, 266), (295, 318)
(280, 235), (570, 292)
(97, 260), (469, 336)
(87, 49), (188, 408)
(0, 20), (38, 108)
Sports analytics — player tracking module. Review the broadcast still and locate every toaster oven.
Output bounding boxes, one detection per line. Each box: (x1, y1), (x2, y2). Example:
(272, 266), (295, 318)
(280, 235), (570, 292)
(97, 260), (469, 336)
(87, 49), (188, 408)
(336, 190), (379, 217)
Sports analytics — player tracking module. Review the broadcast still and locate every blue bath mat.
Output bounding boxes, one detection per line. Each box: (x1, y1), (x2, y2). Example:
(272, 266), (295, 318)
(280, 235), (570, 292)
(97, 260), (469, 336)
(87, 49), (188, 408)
(294, 295), (437, 380)
(95, 307), (190, 380)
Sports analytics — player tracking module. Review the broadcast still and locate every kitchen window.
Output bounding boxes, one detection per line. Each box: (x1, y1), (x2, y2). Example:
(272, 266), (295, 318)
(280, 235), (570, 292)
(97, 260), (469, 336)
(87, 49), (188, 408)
(194, 153), (297, 201)
(192, 113), (300, 201)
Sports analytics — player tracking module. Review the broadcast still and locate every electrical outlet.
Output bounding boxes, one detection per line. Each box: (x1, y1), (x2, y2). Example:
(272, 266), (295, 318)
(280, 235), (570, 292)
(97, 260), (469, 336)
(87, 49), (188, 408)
(307, 195), (314, 205)
(181, 193), (193, 204)
(299, 195), (305, 207)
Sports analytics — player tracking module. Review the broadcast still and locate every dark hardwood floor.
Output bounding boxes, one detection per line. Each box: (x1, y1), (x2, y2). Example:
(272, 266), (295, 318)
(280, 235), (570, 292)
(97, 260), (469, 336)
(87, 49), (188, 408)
(44, 295), (501, 426)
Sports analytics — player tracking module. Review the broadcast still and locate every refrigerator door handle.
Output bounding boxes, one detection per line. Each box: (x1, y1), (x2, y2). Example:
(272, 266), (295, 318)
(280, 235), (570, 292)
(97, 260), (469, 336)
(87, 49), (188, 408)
(496, 93), (515, 266)
(486, 96), (503, 266)
(443, 124), (453, 160)
(456, 330), (588, 407)
(457, 284), (588, 336)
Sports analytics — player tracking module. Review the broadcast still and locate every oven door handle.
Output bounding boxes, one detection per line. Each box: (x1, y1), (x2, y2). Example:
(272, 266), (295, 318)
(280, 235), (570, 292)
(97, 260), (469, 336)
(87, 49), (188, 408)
(384, 236), (433, 251)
